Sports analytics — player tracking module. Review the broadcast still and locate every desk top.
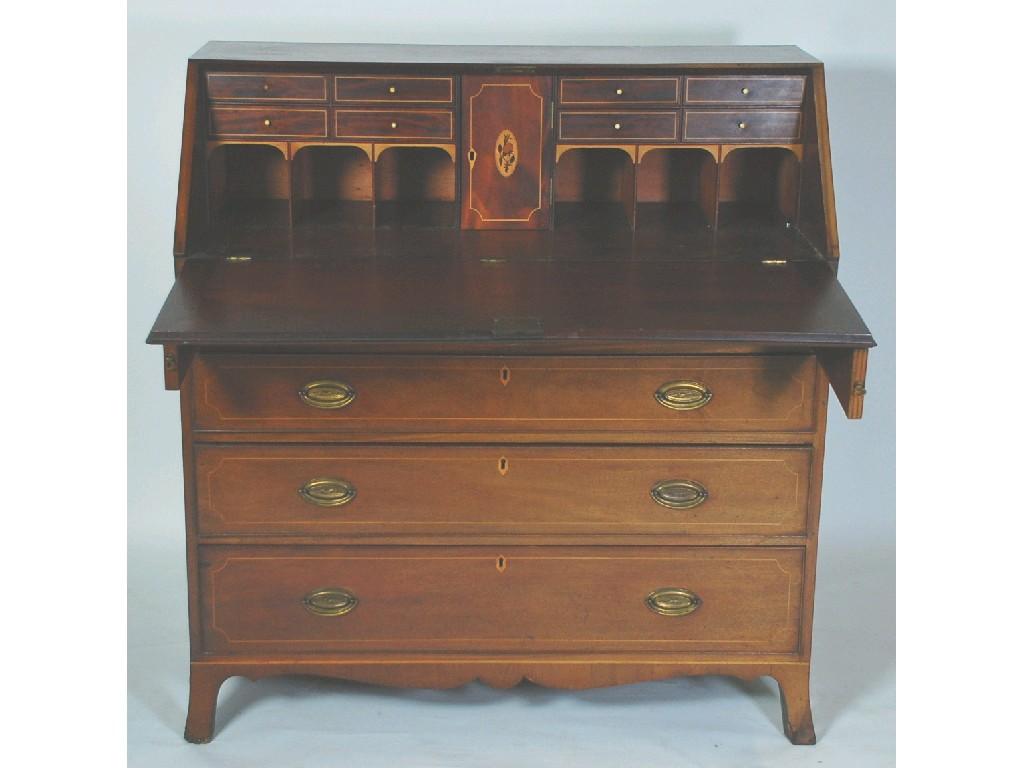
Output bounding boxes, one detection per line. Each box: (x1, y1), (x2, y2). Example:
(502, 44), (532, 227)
(190, 42), (821, 69)
(147, 257), (873, 350)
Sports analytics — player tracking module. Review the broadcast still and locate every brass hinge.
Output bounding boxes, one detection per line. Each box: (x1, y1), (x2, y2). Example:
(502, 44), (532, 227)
(761, 258), (788, 266)
(164, 351), (177, 371)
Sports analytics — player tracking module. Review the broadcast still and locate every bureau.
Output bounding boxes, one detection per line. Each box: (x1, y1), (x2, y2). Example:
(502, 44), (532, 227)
(147, 42), (874, 745)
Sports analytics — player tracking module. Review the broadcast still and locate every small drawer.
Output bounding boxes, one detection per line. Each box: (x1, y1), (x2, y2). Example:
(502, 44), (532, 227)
(206, 73), (328, 102)
(559, 77), (680, 105)
(335, 109), (454, 140)
(200, 545), (805, 654)
(194, 444), (813, 536)
(685, 76), (806, 106)
(683, 110), (802, 142)
(558, 111), (678, 142)
(335, 76), (454, 103)
(190, 354), (818, 434)
(208, 106), (328, 138)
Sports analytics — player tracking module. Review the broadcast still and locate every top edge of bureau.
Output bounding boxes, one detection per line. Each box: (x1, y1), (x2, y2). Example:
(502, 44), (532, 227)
(189, 42), (822, 69)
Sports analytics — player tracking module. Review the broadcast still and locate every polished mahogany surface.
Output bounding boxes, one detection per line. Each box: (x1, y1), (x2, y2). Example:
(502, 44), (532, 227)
(148, 255), (872, 348)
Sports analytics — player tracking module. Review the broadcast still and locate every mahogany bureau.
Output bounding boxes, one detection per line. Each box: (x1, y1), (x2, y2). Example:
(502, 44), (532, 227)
(147, 42), (875, 745)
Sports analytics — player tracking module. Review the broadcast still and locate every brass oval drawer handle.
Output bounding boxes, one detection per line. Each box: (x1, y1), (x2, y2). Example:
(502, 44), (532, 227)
(646, 587), (701, 617)
(303, 588), (358, 617)
(299, 478), (357, 507)
(299, 379), (356, 409)
(651, 479), (708, 509)
(654, 380), (712, 410)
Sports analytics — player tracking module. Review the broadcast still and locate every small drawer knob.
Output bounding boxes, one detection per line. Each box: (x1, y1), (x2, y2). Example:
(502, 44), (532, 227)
(615, 87), (624, 95)
(388, 85), (396, 93)
(303, 588), (358, 617)
(391, 121), (398, 129)
(299, 379), (357, 409)
(299, 478), (357, 507)
(646, 588), (701, 617)
(741, 86), (750, 95)
(651, 479), (709, 510)
(654, 380), (713, 411)
(263, 82), (271, 91)
(263, 118), (272, 127)
(737, 121), (747, 129)
(613, 122), (622, 130)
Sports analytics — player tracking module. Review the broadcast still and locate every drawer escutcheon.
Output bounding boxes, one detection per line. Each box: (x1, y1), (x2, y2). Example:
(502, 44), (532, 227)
(302, 588), (358, 617)
(654, 380), (713, 410)
(299, 379), (356, 409)
(299, 478), (357, 507)
(646, 587), (702, 617)
(650, 479), (709, 509)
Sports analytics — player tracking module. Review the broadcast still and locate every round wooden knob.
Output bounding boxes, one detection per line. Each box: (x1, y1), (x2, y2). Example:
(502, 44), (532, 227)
(614, 122), (621, 130)
(263, 118), (272, 127)
(741, 87), (750, 95)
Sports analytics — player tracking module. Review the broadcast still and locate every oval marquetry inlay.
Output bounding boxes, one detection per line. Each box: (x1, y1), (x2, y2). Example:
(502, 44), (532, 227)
(495, 129), (518, 177)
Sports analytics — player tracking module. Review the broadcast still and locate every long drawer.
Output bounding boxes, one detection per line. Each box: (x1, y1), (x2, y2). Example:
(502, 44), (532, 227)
(190, 354), (819, 434)
(200, 545), (805, 654)
(194, 445), (812, 536)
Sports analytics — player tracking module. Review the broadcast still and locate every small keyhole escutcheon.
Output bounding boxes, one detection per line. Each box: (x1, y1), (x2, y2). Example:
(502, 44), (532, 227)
(500, 366), (511, 386)
(498, 456), (509, 476)
(496, 556), (508, 572)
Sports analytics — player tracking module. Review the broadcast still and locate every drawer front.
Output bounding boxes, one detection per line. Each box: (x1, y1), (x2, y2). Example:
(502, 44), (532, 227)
(194, 445), (812, 536)
(201, 545), (804, 653)
(335, 109), (454, 140)
(208, 106), (328, 138)
(206, 73), (328, 102)
(190, 355), (818, 434)
(558, 111), (678, 142)
(683, 110), (802, 142)
(559, 77), (680, 105)
(335, 76), (454, 103)
(684, 76), (806, 106)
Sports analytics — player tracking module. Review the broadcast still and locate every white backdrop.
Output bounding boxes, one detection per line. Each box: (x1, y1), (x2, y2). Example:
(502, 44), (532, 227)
(128, 2), (894, 765)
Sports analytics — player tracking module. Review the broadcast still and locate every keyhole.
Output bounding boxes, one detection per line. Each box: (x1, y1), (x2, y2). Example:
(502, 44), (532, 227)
(498, 456), (509, 476)
(500, 366), (511, 385)
(496, 556), (507, 572)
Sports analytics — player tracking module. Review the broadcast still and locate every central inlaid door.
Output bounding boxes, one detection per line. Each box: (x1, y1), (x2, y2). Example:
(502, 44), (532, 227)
(461, 76), (551, 229)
